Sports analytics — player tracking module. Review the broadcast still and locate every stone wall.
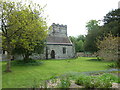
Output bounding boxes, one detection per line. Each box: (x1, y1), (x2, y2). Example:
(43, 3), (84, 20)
(76, 52), (96, 57)
(47, 44), (75, 59)
(2, 52), (46, 61)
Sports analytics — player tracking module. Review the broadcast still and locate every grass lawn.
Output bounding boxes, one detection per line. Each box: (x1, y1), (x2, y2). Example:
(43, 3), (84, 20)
(2, 57), (113, 88)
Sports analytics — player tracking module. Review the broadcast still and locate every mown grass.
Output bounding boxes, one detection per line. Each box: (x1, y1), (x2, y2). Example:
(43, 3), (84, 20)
(2, 57), (113, 88)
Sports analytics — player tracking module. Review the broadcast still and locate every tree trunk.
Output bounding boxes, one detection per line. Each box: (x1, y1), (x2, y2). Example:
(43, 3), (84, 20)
(23, 53), (30, 62)
(5, 52), (12, 72)
(46, 47), (48, 59)
(5, 37), (12, 72)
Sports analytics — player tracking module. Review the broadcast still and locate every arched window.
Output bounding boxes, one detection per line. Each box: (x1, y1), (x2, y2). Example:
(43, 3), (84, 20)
(51, 50), (55, 59)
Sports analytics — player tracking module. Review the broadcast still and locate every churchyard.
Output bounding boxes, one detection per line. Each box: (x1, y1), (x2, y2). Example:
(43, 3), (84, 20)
(1, 57), (119, 88)
(1, 0), (120, 89)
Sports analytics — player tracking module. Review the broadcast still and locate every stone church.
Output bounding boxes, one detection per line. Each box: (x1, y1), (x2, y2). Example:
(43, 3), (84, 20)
(45, 23), (75, 59)
(2, 23), (75, 60)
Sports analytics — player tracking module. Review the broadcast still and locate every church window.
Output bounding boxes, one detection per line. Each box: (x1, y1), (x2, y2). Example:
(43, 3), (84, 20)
(3, 50), (5, 54)
(63, 47), (66, 54)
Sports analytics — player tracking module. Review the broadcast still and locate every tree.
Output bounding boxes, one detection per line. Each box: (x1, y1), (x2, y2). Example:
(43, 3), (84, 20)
(86, 20), (100, 31)
(96, 33), (119, 66)
(84, 20), (100, 53)
(95, 8), (120, 47)
(69, 35), (85, 52)
(84, 9), (120, 53)
(76, 35), (85, 42)
(103, 8), (120, 36)
(69, 36), (76, 44)
(10, 8), (47, 61)
(0, 1), (48, 72)
(103, 9), (120, 24)
(76, 40), (84, 52)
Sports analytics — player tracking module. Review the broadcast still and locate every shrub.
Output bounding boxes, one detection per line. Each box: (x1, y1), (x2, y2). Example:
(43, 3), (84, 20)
(75, 74), (97, 88)
(98, 73), (118, 84)
(96, 34), (119, 62)
(57, 77), (71, 88)
(108, 63), (119, 68)
(75, 74), (86, 85)
(75, 73), (118, 88)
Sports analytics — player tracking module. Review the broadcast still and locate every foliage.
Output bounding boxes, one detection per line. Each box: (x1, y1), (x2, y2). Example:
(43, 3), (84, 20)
(75, 73), (118, 88)
(103, 9), (120, 25)
(96, 33), (119, 65)
(12, 40), (46, 60)
(84, 20), (100, 52)
(76, 40), (84, 52)
(84, 9), (120, 53)
(57, 76), (71, 88)
(86, 20), (100, 31)
(108, 63), (118, 68)
(69, 35), (85, 52)
(75, 74), (86, 85)
(99, 21), (120, 37)
(0, 0), (48, 71)
(99, 8), (120, 38)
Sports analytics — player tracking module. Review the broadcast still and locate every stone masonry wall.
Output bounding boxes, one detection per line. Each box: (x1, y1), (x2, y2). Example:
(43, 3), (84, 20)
(47, 45), (75, 59)
(49, 23), (67, 37)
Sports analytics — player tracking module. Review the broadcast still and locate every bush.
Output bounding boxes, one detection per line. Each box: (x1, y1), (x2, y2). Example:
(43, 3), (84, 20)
(75, 73), (118, 88)
(75, 74), (86, 85)
(97, 34), (119, 62)
(108, 63), (118, 68)
(57, 77), (71, 88)
(75, 74), (97, 88)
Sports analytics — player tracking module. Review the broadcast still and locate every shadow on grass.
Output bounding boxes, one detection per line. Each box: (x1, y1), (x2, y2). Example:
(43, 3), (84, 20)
(11, 59), (44, 66)
(87, 59), (102, 61)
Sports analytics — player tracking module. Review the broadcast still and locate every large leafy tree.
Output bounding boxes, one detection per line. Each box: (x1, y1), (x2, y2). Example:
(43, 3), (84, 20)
(103, 9), (120, 24)
(0, 1), (48, 72)
(84, 9), (120, 53)
(84, 20), (100, 53)
(96, 9), (120, 66)
(102, 8), (120, 36)
(10, 8), (47, 61)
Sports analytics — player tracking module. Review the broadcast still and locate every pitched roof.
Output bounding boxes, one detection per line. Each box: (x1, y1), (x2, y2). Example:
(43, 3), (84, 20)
(46, 36), (72, 45)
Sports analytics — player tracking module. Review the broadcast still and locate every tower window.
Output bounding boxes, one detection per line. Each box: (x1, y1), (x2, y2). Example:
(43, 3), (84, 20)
(63, 47), (66, 54)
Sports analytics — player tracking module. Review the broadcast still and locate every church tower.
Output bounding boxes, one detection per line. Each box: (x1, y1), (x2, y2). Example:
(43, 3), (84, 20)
(49, 23), (67, 37)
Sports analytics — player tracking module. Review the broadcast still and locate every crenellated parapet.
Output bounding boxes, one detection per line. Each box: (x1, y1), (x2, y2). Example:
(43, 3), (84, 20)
(49, 23), (67, 37)
(52, 23), (67, 28)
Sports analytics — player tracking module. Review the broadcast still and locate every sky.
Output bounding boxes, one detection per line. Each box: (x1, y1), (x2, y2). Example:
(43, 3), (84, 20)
(11, 0), (120, 36)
